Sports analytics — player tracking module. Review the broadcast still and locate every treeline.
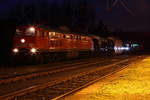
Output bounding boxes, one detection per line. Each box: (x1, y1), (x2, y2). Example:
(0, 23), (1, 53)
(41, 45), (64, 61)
(9, 0), (112, 36)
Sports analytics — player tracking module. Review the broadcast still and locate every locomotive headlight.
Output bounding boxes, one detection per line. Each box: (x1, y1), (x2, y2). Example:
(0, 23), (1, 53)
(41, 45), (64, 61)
(13, 48), (19, 53)
(30, 48), (37, 53)
(21, 39), (25, 43)
(29, 27), (35, 33)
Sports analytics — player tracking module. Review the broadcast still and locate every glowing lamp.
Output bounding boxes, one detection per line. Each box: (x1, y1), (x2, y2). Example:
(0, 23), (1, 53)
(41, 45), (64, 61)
(21, 39), (25, 43)
(29, 27), (35, 33)
(13, 48), (19, 53)
(30, 48), (37, 53)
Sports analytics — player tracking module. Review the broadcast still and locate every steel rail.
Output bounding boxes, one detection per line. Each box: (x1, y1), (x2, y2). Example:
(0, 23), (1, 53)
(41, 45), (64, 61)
(53, 56), (143, 100)
(0, 56), (141, 100)
(0, 57), (104, 85)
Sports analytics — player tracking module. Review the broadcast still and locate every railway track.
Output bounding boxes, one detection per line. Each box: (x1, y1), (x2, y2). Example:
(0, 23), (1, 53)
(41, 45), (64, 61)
(0, 57), (106, 84)
(0, 57), (101, 80)
(0, 58), (103, 84)
(0, 56), (144, 100)
(54, 56), (144, 100)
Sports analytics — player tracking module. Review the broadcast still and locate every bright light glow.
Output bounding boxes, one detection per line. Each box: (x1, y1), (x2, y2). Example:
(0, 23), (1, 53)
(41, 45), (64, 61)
(114, 47), (117, 50)
(30, 48), (37, 53)
(132, 44), (140, 47)
(13, 48), (19, 53)
(123, 47), (130, 50)
(66, 35), (70, 39)
(114, 46), (130, 51)
(21, 39), (25, 43)
(29, 27), (35, 33)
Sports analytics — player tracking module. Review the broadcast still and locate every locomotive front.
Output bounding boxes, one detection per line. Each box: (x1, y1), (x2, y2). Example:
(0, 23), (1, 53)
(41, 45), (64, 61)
(12, 26), (37, 55)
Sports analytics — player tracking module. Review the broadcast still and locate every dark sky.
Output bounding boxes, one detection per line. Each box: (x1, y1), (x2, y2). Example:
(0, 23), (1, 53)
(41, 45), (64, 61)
(0, 0), (150, 32)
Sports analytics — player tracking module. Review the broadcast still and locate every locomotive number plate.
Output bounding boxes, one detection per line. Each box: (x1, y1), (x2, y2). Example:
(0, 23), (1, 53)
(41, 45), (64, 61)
(18, 43), (28, 47)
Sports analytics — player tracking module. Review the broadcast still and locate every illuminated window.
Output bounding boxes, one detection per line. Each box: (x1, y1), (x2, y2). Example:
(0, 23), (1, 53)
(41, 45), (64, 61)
(49, 32), (52, 36)
(78, 36), (81, 40)
(49, 32), (58, 38)
(52, 32), (56, 36)
(57, 33), (61, 38)
(74, 35), (77, 40)
(66, 35), (70, 39)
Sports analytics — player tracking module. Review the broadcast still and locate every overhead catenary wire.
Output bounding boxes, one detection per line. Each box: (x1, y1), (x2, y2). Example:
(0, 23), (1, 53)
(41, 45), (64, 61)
(120, 0), (134, 16)
(107, 0), (134, 16)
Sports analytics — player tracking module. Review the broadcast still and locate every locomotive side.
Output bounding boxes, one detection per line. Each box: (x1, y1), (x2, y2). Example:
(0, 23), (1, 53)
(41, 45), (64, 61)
(12, 25), (94, 63)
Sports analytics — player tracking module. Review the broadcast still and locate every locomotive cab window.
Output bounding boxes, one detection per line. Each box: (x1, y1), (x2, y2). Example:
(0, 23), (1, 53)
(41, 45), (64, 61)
(16, 28), (35, 36)
(15, 29), (22, 36)
(25, 27), (36, 36)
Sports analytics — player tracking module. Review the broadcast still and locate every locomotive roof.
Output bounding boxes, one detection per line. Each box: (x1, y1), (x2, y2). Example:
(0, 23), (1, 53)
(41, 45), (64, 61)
(38, 25), (92, 36)
(16, 25), (108, 39)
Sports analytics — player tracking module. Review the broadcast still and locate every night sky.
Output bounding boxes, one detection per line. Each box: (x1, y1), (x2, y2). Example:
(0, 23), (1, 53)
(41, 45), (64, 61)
(0, 0), (150, 32)
(0, 0), (150, 63)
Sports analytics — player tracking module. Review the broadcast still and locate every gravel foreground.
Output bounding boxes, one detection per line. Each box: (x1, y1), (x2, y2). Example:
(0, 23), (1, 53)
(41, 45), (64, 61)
(63, 56), (150, 100)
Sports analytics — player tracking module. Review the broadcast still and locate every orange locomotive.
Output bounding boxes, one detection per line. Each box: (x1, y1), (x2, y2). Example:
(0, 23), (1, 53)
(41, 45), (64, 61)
(12, 25), (94, 62)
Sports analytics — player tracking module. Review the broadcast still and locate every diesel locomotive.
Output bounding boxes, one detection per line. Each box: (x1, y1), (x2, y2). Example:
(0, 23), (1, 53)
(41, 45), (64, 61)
(12, 25), (122, 63)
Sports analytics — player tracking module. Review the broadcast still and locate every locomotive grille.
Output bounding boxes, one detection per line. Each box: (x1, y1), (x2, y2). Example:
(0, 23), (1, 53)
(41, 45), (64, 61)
(19, 48), (30, 54)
